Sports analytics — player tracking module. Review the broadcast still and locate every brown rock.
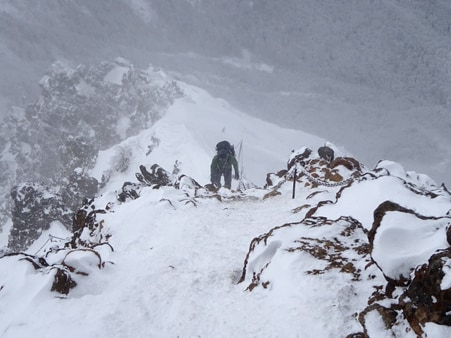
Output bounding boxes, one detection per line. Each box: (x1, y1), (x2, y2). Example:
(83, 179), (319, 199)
(399, 248), (451, 335)
(330, 157), (361, 171)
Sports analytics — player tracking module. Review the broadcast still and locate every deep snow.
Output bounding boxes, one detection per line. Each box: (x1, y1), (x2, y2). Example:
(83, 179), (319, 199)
(1, 82), (451, 337)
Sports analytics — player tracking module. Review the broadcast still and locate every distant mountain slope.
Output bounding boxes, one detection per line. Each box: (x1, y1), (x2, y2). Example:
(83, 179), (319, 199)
(1, 0), (450, 105)
(1, 0), (450, 185)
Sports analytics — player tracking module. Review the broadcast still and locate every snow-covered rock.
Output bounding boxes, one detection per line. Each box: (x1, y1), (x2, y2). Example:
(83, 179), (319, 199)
(0, 59), (184, 247)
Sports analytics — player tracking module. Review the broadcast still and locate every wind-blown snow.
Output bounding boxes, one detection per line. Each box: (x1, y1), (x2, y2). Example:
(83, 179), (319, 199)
(372, 213), (449, 280)
(1, 81), (451, 338)
(91, 82), (328, 191)
(1, 0), (451, 188)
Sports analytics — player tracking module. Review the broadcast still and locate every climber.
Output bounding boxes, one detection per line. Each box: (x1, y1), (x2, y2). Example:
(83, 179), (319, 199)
(210, 141), (239, 189)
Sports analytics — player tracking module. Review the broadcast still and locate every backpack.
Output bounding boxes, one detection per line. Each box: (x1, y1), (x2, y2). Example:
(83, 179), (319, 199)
(216, 141), (235, 158)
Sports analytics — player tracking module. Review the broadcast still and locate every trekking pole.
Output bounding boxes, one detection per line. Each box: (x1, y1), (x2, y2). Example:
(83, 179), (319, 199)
(237, 141), (244, 189)
(292, 168), (297, 199)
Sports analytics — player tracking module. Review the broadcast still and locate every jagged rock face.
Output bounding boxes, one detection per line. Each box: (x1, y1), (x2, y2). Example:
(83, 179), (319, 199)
(399, 249), (451, 335)
(7, 58), (183, 183)
(245, 146), (451, 336)
(266, 146), (364, 192)
(136, 164), (173, 188)
(7, 171), (98, 252)
(1, 58), (184, 251)
(62, 170), (99, 211)
(8, 182), (72, 252)
(58, 136), (98, 178)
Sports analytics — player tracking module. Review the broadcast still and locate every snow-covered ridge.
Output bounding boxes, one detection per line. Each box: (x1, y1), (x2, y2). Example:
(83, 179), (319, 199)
(89, 80), (328, 193)
(1, 119), (451, 337)
(1, 60), (451, 337)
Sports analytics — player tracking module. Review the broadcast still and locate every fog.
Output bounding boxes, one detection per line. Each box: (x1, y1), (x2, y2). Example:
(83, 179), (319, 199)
(1, 0), (451, 184)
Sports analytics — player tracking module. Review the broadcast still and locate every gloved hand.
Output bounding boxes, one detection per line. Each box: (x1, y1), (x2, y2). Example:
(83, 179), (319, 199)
(234, 173), (240, 180)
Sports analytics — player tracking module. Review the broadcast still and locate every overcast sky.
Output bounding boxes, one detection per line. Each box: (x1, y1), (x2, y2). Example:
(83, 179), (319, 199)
(1, 0), (451, 183)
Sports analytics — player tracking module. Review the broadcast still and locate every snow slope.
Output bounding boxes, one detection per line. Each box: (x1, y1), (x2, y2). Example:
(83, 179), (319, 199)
(91, 82), (330, 190)
(1, 82), (451, 338)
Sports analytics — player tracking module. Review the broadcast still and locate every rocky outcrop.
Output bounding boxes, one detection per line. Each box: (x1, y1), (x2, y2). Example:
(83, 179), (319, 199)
(136, 164), (173, 188)
(1, 58), (184, 250)
(238, 215), (371, 290)
(8, 182), (72, 252)
(318, 145), (334, 162)
(399, 249), (451, 335)
(265, 145), (365, 196)
(243, 146), (451, 336)
(7, 170), (98, 252)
